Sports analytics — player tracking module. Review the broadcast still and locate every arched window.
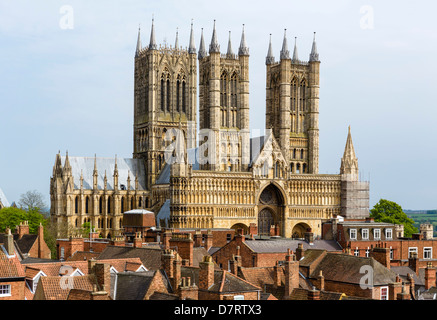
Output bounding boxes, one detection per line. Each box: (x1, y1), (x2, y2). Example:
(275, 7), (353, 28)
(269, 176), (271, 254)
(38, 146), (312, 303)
(291, 78), (298, 112)
(75, 218), (78, 227)
(99, 197), (103, 214)
(85, 196), (90, 214)
(220, 72), (227, 108)
(176, 79), (180, 112)
(160, 78), (165, 111)
(301, 149), (304, 159)
(130, 197), (134, 210)
(230, 73), (237, 109)
(138, 196), (142, 208)
(74, 196), (78, 214)
(121, 197), (125, 213)
(182, 81), (186, 113)
(300, 79), (307, 112)
(107, 196), (111, 214)
(166, 79), (171, 112)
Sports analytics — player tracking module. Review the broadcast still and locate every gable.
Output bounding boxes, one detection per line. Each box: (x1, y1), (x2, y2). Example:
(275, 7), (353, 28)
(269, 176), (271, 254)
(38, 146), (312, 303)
(251, 132), (288, 178)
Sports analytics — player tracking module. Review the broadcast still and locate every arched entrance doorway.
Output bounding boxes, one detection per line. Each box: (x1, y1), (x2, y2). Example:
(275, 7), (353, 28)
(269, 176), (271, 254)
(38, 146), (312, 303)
(257, 183), (285, 236)
(291, 222), (311, 239)
(230, 223), (249, 234)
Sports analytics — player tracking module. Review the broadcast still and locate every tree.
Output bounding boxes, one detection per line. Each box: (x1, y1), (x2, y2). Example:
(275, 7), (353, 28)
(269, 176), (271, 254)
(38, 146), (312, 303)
(18, 190), (47, 213)
(0, 207), (46, 234)
(370, 199), (418, 238)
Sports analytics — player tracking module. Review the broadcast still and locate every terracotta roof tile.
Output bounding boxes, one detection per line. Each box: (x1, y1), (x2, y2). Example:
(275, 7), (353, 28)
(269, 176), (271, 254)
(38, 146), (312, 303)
(36, 275), (95, 300)
(0, 245), (25, 278)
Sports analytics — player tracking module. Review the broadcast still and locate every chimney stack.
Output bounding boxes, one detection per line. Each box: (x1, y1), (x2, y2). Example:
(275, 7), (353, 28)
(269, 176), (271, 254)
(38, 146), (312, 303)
(284, 249), (299, 299)
(425, 262), (436, 290)
(370, 247), (390, 269)
(4, 228), (14, 256)
(308, 287), (320, 300)
(199, 256), (215, 291)
(18, 221), (29, 239)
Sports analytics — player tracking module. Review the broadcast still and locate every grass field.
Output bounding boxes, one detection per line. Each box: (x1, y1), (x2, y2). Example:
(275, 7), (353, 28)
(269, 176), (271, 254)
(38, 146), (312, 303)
(405, 210), (437, 237)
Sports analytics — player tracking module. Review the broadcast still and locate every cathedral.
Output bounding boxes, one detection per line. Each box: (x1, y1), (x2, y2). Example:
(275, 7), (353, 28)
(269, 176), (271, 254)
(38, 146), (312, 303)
(50, 20), (369, 239)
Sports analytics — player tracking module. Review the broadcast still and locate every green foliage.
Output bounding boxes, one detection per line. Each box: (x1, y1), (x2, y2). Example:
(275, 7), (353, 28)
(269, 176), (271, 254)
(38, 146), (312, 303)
(0, 207), (28, 232)
(370, 199), (418, 238)
(0, 206), (57, 258)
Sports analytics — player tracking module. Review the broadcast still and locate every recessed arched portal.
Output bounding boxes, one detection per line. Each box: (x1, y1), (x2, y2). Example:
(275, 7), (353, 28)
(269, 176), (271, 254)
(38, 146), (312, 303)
(257, 183), (285, 236)
(291, 222), (311, 239)
(230, 223), (249, 234)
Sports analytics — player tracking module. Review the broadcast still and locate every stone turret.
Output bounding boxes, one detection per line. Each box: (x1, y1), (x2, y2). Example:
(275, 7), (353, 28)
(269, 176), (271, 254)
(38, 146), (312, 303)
(340, 126), (359, 181)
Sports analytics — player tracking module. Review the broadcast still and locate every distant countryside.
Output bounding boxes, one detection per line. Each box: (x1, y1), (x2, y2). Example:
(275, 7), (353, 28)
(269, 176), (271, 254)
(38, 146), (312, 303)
(405, 210), (437, 237)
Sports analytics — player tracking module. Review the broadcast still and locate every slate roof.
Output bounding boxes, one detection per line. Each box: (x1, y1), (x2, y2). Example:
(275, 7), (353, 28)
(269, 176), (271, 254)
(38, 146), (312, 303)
(288, 288), (345, 300)
(180, 266), (261, 294)
(244, 239), (342, 253)
(114, 271), (156, 300)
(61, 156), (146, 191)
(0, 233), (38, 256)
(156, 199), (171, 228)
(0, 188), (10, 207)
(149, 291), (179, 300)
(309, 252), (398, 286)
(390, 266), (424, 286)
(97, 246), (162, 271)
(193, 247), (220, 268)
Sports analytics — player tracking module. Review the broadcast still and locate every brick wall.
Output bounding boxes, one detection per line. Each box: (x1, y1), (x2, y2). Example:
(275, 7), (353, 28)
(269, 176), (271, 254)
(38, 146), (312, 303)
(144, 271), (170, 300)
(0, 281), (25, 300)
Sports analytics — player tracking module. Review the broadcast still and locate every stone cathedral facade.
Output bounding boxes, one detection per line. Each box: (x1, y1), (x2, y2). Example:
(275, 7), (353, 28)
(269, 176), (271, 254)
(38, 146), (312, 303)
(50, 20), (369, 239)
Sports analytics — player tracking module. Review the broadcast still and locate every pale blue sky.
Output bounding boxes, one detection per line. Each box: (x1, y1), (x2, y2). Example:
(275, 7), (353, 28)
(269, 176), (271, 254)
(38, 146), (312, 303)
(0, 0), (436, 210)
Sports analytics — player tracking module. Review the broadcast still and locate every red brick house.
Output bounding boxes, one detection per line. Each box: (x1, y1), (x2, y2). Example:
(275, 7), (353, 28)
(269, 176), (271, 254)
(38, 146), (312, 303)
(300, 248), (406, 300)
(0, 221), (51, 260)
(161, 249), (261, 300)
(323, 217), (437, 272)
(212, 230), (341, 269)
(0, 229), (26, 300)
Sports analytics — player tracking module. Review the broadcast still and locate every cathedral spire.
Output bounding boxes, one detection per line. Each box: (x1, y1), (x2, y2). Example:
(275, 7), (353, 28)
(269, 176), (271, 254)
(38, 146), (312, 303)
(238, 24), (249, 56)
(209, 20), (220, 53)
(135, 25), (142, 57)
(292, 37), (299, 62)
(280, 29), (290, 60)
(175, 27), (179, 49)
(149, 18), (157, 50)
(309, 32), (320, 62)
(188, 20), (196, 54)
(226, 31), (234, 57)
(340, 126), (359, 180)
(198, 28), (207, 59)
(93, 154), (98, 190)
(266, 34), (275, 65)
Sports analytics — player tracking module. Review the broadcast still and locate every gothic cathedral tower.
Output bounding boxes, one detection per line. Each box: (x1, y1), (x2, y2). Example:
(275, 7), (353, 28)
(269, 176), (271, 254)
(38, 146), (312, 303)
(133, 20), (197, 189)
(198, 21), (250, 172)
(265, 31), (320, 174)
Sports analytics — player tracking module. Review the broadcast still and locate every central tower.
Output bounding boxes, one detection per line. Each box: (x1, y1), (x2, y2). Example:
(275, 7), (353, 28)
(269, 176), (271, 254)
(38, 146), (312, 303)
(198, 22), (250, 172)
